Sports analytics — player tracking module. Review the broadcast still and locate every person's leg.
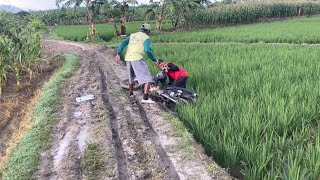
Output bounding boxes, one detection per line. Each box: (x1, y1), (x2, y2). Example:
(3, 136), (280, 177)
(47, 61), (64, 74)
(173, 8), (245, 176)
(143, 82), (151, 100)
(126, 61), (135, 96)
(129, 84), (134, 96)
(168, 76), (174, 86)
(130, 60), (155, 103)
(153, 77), (159, 86)
(158, 76), (167, 88)
(176, 76), (188, 88)
(153, 77), (166, 88)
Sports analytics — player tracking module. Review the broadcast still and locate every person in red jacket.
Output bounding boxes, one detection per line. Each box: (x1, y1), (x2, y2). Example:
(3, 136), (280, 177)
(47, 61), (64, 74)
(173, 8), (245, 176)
(157, 60), (188, 88)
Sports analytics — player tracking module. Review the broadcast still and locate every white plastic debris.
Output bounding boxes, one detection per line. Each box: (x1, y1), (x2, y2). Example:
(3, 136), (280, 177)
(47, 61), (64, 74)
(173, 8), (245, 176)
(74, 112), (82, 118)
(76, 94), (95, 103)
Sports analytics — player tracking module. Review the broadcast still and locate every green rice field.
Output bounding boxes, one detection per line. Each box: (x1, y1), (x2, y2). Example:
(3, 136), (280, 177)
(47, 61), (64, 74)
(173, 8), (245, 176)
(152, 16), (320, 44)
(151, 43), (320, 179)
(52, 15), (320, 179)
(52, 21), (171, 42)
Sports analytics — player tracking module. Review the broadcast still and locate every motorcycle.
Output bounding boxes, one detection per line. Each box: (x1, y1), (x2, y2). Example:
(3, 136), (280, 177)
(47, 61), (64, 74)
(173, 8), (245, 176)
(149, 85), (197, 109)
(120, 70), (197, 109)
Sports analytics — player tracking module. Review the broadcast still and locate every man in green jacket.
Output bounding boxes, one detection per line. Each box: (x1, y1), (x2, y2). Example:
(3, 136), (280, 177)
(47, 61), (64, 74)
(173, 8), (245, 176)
(115, 23), (159, 104)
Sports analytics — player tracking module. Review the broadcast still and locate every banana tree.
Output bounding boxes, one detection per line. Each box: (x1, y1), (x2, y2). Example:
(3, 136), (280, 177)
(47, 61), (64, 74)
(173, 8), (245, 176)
(144, 0), (167, 31)
(100, 0), (136, 36)
(56, 0), (106, 37)
(168, 0), (201, 29)
(194, 0), (212, 5)
(145, 0), (202, 30)
(114, 0), (138, 26)
(100, 0), (121, 36)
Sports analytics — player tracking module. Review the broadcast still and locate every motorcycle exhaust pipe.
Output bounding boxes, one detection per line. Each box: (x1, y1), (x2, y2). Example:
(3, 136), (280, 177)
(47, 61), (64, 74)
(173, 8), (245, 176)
(161, 93), (176, 103)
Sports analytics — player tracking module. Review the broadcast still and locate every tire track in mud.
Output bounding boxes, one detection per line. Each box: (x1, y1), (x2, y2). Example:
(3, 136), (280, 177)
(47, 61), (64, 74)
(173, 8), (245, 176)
(97, 51), (167, 179)
(135, 100), (180, 179)
(98, 66), (129, 180)
(95, 50), (179, 179)
(96, 48), (180, 179)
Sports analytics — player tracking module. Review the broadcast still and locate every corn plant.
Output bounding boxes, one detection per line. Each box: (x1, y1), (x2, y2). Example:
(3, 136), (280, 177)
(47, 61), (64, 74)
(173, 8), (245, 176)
(0, 11), (42, 95)
(184, 2), (320, 29)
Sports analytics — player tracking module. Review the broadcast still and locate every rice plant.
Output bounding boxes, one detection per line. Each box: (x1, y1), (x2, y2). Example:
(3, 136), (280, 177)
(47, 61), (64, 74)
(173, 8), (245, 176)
(152, 15), (320, 44)
(52, 20), (171, 42)
(152, 43), (320, 179)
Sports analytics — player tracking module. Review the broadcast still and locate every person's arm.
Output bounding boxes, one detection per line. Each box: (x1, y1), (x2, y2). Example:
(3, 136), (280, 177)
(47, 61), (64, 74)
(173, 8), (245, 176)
(117, 36), (130, 55)
(144, 38), (157, 62)
(168, 76), (174, 86)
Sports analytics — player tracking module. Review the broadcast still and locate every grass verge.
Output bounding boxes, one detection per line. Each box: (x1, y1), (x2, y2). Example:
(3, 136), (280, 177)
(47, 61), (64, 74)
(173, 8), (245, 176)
(0, 54), (80, 180)
(163, 112), (194, 154)
(83, 142), (106, 180)
(163, 111), (224, 176)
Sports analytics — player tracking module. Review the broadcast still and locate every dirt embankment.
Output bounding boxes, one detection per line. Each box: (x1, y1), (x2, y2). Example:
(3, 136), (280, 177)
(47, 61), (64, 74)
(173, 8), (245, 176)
(0, 49), (63, 167)
(35, 39), (231, 180)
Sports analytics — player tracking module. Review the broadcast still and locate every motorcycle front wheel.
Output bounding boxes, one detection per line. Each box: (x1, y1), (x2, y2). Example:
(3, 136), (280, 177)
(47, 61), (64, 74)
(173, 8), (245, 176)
(164, 97), (189, 110)
(120, 78), (142, 90)
(164, 100), (176, 110)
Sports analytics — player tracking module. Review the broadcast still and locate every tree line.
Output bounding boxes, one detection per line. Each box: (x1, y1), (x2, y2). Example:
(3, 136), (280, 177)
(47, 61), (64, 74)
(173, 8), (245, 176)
(30, 0), (320, 38)
(30, 0), (211, 37)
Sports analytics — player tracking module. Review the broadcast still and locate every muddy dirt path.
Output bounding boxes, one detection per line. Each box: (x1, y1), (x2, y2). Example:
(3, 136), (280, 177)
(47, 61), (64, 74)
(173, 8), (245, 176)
(37, 39), (231, 180)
